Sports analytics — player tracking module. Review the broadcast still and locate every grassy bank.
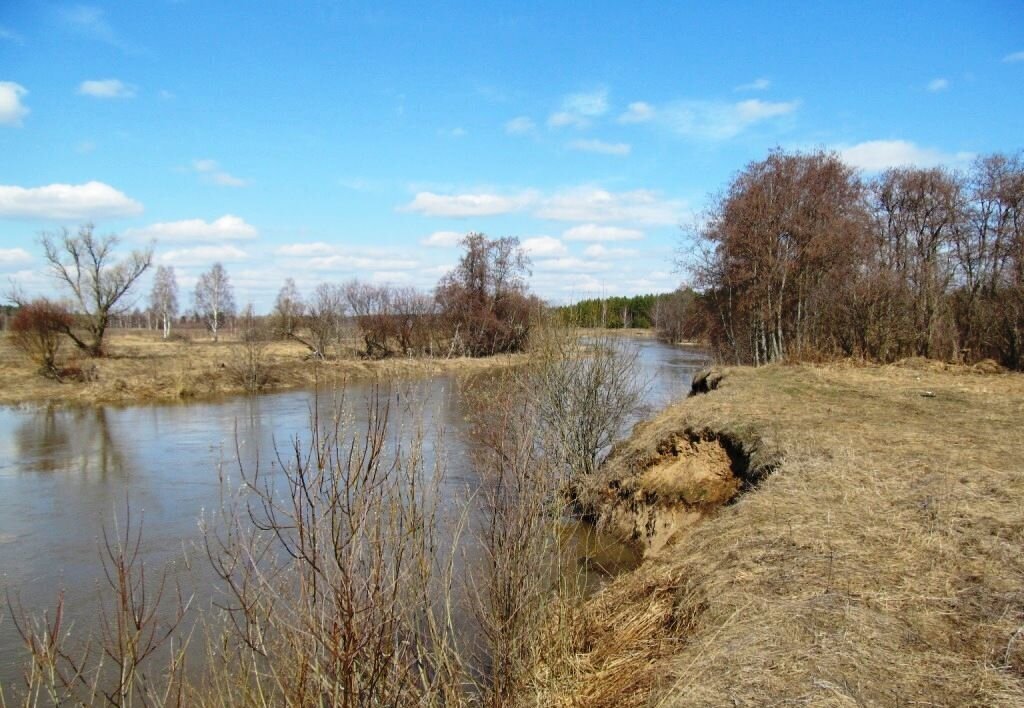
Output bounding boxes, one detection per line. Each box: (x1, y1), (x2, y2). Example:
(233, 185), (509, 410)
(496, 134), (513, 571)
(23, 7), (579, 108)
(0, 329), (526, 406)
(539, 360), (1024, 706)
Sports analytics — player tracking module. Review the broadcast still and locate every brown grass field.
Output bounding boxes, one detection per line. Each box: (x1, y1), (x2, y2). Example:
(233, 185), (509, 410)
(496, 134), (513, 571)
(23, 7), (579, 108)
(539, 359), (1024, 706)
(0, 329), (525, 406)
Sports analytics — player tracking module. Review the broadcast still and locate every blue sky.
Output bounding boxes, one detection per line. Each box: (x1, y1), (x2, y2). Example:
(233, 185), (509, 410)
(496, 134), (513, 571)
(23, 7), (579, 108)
(1, 1), (1022, 310)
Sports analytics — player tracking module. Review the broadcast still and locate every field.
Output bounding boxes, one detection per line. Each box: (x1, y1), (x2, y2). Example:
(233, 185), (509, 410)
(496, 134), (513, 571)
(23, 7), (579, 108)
(538, 360), (1024, 706)
(0, 329), (526, 406)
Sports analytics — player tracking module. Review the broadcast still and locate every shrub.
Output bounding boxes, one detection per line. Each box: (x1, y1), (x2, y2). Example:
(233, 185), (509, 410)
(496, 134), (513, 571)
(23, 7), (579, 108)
(9, 299), (74, 378)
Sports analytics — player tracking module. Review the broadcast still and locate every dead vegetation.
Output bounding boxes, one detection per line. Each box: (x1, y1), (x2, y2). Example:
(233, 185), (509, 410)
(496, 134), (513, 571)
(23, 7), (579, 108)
(538, 361), (1024, 706)
(0, 329), (526, 406)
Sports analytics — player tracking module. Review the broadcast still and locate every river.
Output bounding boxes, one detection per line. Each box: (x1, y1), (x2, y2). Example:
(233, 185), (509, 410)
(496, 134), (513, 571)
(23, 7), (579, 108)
(0, 336), (707, 686)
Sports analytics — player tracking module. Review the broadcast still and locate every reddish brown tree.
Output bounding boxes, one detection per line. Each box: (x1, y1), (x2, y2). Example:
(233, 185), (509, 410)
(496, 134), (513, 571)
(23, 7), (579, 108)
(9, 299), (74, 378)
(693, 150), (871, 364)
(435, 233), (536, 356)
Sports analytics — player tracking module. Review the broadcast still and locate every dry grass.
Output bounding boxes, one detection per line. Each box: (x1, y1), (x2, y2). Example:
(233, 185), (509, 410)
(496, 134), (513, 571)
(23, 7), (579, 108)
(539, 361), (1024, 707)
(0, 329), (525, 406)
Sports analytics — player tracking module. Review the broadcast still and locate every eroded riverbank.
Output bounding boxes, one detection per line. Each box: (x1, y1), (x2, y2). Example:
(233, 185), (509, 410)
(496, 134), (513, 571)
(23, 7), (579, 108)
(533, 360), (1024, 706)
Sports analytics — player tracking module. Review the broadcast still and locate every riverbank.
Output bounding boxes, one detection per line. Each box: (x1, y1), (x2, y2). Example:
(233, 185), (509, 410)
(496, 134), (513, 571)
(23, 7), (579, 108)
(0, 330), (527, 406)
(539, 359), (1024, 706)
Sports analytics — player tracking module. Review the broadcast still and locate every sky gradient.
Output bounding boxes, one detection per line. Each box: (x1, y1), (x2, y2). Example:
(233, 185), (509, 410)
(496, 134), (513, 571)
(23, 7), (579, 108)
(1, 1), (1023, 310)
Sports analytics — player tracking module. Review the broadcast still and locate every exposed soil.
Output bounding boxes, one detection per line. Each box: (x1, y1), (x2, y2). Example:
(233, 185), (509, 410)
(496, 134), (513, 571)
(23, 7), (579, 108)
(535, 361), (1024, 707)
(584, 428), (773, 557)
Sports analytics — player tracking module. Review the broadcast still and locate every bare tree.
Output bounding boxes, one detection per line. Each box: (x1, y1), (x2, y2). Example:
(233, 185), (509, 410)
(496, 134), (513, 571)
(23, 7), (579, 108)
(872, 166), (962, 358)
(271, 277), (305, 340)
(952, 153), (1024, 366)
(228, 303), (271, 391)
(654, 288), (702, 344)
(391, 286), (436, 355)
(7, 504), (190, 706)
(201, 388), (468, 705)
(527, 327), (645, 479)
(38, 224), (153, 356)
(193, 263), (235, 342)
(149, 265), (179, 339)
(306, 282), (347, 359)
(345, 280), (395, 358)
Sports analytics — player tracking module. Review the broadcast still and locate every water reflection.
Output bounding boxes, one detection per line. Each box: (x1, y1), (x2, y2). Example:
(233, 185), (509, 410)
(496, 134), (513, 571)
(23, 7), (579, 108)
(13, 407), (129, 479)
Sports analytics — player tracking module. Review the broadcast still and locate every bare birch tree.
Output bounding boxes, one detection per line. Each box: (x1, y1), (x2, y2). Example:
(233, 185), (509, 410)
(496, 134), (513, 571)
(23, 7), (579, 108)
(193, 262), (235, 342)
(149, 265), (179, 339)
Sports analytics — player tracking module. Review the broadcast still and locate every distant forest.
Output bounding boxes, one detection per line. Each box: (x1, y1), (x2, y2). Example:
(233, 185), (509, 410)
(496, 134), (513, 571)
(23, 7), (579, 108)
(555, 290), (705, 344)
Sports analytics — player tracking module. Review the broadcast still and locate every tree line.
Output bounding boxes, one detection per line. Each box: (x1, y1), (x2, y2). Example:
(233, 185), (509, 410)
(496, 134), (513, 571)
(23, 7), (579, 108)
(6, 229), (539, 376)
(682, 149), (1024, 369)
(9, 149), (1023, 373)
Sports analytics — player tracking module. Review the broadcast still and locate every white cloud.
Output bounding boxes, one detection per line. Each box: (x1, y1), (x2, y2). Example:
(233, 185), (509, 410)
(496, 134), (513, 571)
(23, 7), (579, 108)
(618, 101), (654, 124)
(423, 263), (455, 277)
(159, 245), (248, 267)
(370, 271), (413, 284)
(548, 88), (609, 128)
(926, 78), (949, 92)
(402, 190), (537, 217)
(567, 139), (631, 156)
(1003, 51), (1024, 63)
(78, 79), (136, 98)
(0, 82), (29, 126)
(0, 181), (143, 219)
(275, 242), (338, 257)
(273, 242), (420, 272)
(538, 188), (684, 225)
(504, 116), (536, 135)
(421, 230), (465, 247)
(521, 236), (567, 257)
(563, 224), (645, 242)
(0, 247), (32, 267)
(403, 185), (685, 226)
(533, 257), (612, 273)
(126, 215), (257, 243)
(660, 98), (799, 140)
(583, 244), (638, 258)
(306, 255), (420, 272)
(192, 159), (248, 187)
(735, 78), (771, 92)
(837, 139), (974, 171)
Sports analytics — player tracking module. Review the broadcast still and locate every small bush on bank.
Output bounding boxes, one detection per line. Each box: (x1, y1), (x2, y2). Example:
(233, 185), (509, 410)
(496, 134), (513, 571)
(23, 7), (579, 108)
(9, 299), (74, 379)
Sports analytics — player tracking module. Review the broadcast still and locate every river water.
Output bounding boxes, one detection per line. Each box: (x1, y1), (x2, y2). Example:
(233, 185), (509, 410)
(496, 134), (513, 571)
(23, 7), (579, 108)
(0, 337), (707, 685)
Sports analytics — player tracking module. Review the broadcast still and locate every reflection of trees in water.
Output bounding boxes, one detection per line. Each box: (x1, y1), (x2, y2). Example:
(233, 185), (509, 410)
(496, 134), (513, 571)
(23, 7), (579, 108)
(14, 407), (129, 480)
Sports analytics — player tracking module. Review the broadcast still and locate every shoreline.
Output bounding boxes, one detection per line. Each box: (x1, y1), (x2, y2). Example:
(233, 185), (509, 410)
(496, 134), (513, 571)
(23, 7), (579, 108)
(540, 360), (1024, 706)
(0, 330), (527, 408)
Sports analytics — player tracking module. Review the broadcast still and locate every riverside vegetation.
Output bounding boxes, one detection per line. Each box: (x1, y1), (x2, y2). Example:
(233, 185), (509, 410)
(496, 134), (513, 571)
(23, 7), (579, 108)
(4, 345), (1021, 706)
(3, 147), (1023, 705)
(0, 326), (654, 707)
